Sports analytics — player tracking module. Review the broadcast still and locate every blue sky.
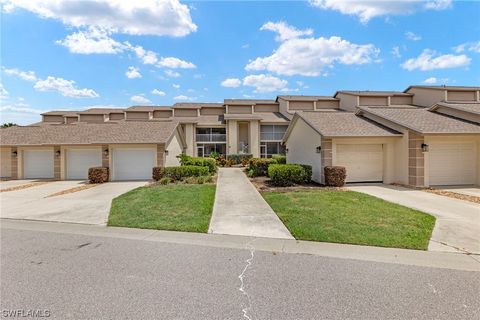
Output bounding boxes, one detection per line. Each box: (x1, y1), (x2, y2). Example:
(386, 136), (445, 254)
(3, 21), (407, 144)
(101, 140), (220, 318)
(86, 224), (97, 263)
(1, 0), (479, 124)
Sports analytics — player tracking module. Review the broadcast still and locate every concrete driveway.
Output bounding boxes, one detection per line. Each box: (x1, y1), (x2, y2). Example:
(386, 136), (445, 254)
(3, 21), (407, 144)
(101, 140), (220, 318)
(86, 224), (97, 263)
(348, 184), (480, 254)
(0, 180), (147, 225)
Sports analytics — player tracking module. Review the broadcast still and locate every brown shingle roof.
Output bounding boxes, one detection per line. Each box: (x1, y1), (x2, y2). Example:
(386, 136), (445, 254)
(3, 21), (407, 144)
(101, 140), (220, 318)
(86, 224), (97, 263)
(431, 102), (480, 115)
(277, 95), (338, 101)
(41, 111), (79, 116)
(174, 115), (225, 125)
(335, 90), (412, 97)
(173, 103), (223, 108)
(0, 121), (179, 146)
(127, 106), (171, 111)
(78, 108), (125, 114)
(404, 85), (480, 92)
(358, 106), (480, 134)
(224, 99), (277, 105)
(288, 111), (401, 138)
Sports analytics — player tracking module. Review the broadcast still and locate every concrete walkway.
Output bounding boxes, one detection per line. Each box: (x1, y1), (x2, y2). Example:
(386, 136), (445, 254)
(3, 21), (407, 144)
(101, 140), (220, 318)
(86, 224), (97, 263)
(209, 168), (293, 239)
(348, 184), (480, 255)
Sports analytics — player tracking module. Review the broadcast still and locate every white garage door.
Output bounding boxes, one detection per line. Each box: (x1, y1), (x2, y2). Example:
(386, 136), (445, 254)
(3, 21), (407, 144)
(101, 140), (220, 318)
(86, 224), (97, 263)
(429, 142), (475, 185)
(336, 144), (383, 183)
(23, 149), (54, 179)
(66, 149), (102, 180)
(112, 148), (156, 180)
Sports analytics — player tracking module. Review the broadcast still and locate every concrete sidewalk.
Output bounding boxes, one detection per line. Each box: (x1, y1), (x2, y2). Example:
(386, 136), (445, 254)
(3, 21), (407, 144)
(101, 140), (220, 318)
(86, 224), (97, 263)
(208, 168), (293, 239)
(348, 184), (480, 255)
(2, 219), (479, 272)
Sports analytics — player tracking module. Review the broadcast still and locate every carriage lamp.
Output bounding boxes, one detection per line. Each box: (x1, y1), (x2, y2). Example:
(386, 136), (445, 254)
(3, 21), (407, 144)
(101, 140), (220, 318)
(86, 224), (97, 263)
(421, 143), (429, 152)
(103, 149), (109, 156)
(55, 150), (61, 157)
(316, 146), (322, 153)
(165, 150), (169, 155)
(11, 151), (17, 157)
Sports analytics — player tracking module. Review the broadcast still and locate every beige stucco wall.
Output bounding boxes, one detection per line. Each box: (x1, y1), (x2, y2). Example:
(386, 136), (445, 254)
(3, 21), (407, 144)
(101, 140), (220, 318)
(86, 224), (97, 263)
(408, 87), (446, 107)
(228, 105), (252, 114)
(391, 96), (413, 105)
(316, 100), (339, 109)
(423, 135), (480, 186)
(200, 107), (225, 115)
(126, 112), (149, 120)
(289, 101), (314, 111)
(447, 90), (477, 101)
(153, 110), (173, 118)
(165, 131), (183, 166)
(184, 123), (195, 156)
(435, 107), (480, 124)
(254, 104), (279, 113)
(359, 96), (388, 106)
(285, 118), (322, 183)
(174, 109), (198, 117)
(43, 115), (64, 122)
(79, 114), (105, 122)
(65, 116), (78, 124)
(331, 137), (398, 184)
(227, 120), (238, 155)
(1, 147), (11, 178)
(337, 93), (359, 112)
(277, 98), (289, 114)
(249, 120), (260, 157)
(109, 113), (125, 120)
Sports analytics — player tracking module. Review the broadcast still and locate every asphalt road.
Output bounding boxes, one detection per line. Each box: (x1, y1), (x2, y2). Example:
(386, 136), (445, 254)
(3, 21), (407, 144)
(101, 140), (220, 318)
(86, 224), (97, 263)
(1, 228), (479, 320)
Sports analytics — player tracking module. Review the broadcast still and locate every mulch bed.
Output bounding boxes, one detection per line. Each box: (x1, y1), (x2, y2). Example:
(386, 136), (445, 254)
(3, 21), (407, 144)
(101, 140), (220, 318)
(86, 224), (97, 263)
(0, 181), (53, 193)
(248, 175), (346, 193)
(45, 183), (99, 198)
(392, 183), (480, 204)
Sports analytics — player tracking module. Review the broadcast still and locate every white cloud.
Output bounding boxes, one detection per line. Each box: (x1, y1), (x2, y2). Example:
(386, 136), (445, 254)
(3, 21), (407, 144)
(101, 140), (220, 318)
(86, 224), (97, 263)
(164, 70), (181, 78)
(242, 74), (288, 93)
(402, 49), (470, 71)
(158, 57), (196, 69)
(423, 77), (449, 84)
(173, 95), (196, 101)
(260, 21), (313, 41)
(0, 104), (43, 114)
(125, 66), (142, 79)
(130, 95), (151, 104)
(246, 25), (379, 76)
(221, 78), (241, 88)
(453, 41), (480, 54)
(241, 44), (250, 49)
(34, 76), (99, 98)
(0, 84), (9, 99)
(4, 0), (197, 36)
(56, 27), (127, 54)
(2, 67), (37, 81)
(151, 89), (166, 96)
(172, 84), (181, 89)
(391, 46), (401, 58)
(309, 0), (452, 24)
(405, 31), (422, 41)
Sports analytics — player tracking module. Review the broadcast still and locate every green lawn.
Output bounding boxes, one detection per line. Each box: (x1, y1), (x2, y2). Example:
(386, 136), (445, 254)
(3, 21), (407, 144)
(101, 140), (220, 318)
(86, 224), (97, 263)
(108, 184), (216, 233)
(262, 190), (435, 250)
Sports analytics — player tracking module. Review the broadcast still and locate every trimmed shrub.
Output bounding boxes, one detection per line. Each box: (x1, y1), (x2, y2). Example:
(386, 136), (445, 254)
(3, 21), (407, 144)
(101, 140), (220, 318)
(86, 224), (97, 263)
(299, 164), (312, 183)
(178, 154), (216, 173)
(88, 167), (109, 183)
(152, 166), (209, 181)
(159, 177), (173, 185)
(271, 154), (287, 164)
(268, 164), (306, 187)
(249, 158), (276, 177)
(324, 166), (346, 187)
(226, 154), (252, 165)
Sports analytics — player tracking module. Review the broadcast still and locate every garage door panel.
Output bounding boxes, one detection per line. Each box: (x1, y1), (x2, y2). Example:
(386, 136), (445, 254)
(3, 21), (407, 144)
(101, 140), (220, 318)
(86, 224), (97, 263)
(336, 144), (383, 183)
(24, 150), (54, 179)
(66, 149), (102, 180)
(429, 143), (475, 185)
(113, 148), (156, 181)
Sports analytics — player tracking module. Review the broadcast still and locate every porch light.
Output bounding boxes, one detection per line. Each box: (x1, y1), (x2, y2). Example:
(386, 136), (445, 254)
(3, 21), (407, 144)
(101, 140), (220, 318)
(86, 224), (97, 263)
(165, 150), (169, 155)
(11, 151), (17, 157)
(285, 148), (289, 153)
(103, 149), (109, 156)
(55, 150), (61, 157)
(316, 146), (322, 153)
(421, 143), (429, 152)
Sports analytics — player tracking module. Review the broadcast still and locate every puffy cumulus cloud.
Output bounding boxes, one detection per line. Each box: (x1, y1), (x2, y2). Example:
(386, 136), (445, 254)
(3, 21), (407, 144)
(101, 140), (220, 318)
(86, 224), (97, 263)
(151, 89), (166, 96)
(260, 21), (313, 42)
(56, 27), (127, 54)
(130, 95), (151, 104)
(402, 49), (470, 71)
(2, 67), (37, 81)
(0, 84), (9, 99)
(173, 95), (196, 101)
(158, 57), (195, 69)
(34, 76), (99, 98)
(309, 0), (452, 24)
(423, 77), (449, 84)
(246, 32), (379, 76)
(125, 66), (142, 79)
(164, 70), (181, 78)
(391, 46), (401, 58)
(221, 78), (241, 88)
(4, 0), (197, 36)
(132, 45), (195, 69)
(453, 41), (480, 54)
(242, 74), (288, 93)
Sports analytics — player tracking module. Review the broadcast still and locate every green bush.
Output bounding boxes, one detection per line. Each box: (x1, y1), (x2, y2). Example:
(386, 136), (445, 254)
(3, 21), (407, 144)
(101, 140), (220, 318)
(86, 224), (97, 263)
(159, 177), (173, 185)
(154, 166), (209, 181)
(299, 164), (312, 183)
(249, 158), (276, 177)
(178, 154), (216, 173)
(226, 154), (252, 165)
(271, 154), (287, 164)
(268, 164), (306, 187)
